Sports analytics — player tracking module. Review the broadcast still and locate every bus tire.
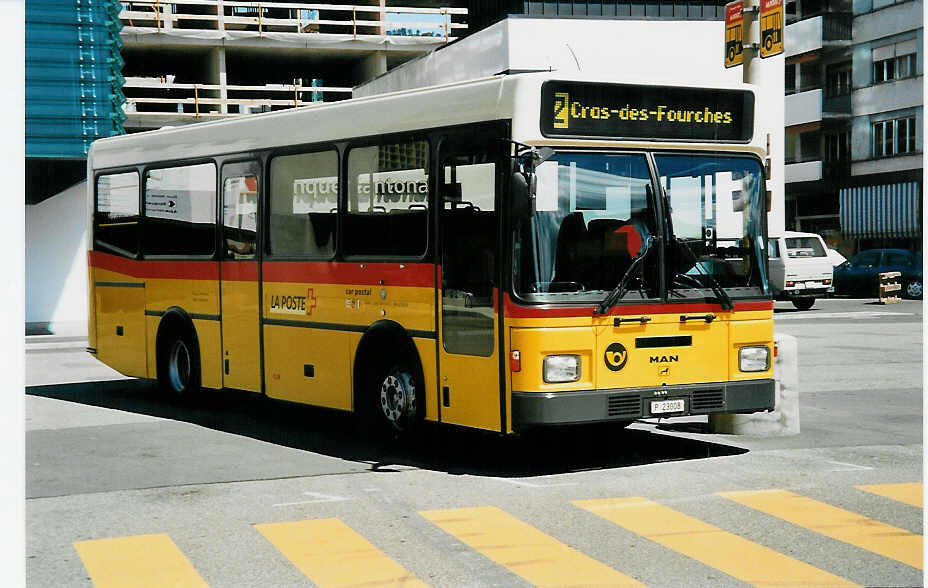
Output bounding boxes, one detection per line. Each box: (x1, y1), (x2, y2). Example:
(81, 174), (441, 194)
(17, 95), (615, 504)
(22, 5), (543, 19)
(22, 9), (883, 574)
(371, 358), (421, 434)
(791, 297), (815, 310)
(156, 322), (201, 400)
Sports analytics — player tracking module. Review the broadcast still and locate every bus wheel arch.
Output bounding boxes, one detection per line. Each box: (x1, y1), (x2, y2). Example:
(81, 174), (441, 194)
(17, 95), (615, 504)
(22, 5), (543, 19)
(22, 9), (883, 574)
(155, 308), (202, 400)
(354, 320), (425, 433)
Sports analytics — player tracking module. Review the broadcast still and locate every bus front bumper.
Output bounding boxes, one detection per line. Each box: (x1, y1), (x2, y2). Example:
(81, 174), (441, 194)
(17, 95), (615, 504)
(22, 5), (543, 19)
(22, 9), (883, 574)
(512, 379), (774, 428)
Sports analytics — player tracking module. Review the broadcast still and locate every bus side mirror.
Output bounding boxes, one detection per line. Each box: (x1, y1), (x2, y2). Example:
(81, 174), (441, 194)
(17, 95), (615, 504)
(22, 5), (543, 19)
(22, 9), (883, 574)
(766, 190), (772, 212)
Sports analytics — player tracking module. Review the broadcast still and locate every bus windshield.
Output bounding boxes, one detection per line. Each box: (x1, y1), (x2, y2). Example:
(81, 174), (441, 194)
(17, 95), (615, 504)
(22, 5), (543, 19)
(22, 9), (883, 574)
(513, 152), (661, 303)
(512, 151), (768, 304)
(657, 153), (768, 300)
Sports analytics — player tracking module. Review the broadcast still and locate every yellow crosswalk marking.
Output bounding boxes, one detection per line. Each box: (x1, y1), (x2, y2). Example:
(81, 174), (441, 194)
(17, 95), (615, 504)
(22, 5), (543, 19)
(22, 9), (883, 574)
(719, 489), (923, 570)
(255, 518), (426, 587)
(573, 497), (858, 588)
(421, 505), (644, 587)
(856, 483), (923, 508)
(73, 533), (208, 588)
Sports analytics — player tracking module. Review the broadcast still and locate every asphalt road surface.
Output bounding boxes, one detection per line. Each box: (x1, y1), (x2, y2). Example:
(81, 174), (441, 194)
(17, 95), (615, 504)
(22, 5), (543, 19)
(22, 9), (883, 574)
(26, 298), (923, 587)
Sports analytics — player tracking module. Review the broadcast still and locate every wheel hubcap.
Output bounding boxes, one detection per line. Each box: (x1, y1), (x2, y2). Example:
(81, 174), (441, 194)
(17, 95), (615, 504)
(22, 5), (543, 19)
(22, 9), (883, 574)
(379, 370), (416, 430)
(168, 340), (191, 392)
(907, 281), (922, 298)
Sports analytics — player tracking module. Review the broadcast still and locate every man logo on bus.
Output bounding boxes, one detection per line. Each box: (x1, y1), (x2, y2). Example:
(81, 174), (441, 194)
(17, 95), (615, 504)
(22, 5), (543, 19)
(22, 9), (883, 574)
(604, 342), (628, 371)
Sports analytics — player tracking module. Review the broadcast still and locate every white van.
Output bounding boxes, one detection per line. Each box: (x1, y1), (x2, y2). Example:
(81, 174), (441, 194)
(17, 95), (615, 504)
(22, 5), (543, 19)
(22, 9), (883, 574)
(768, 231), (834, 310)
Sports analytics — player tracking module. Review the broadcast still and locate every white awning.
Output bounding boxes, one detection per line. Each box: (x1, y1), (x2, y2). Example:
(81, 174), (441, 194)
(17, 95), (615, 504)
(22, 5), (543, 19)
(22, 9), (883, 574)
(839, 182), (921, 239)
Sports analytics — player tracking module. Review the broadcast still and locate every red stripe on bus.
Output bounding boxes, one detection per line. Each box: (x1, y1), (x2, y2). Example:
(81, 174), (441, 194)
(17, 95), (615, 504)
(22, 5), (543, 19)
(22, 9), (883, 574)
(502, 294), (772, 318)
(88, 251), (138, 276)
(89, 251), (219, 280)
(220, 261), (259, 282)
(143, 260), (219, 280)
(263, 261), (435, 287)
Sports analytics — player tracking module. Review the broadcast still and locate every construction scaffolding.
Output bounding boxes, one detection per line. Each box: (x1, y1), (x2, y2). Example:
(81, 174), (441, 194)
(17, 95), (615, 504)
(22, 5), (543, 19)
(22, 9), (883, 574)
(119, 1), (466, 42)
(117, 1), (468, 128)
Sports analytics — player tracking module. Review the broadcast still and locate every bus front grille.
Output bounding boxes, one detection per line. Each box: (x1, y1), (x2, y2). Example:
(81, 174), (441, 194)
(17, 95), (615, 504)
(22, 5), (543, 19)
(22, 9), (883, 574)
(607, 394), (641, 418)
(691, 388), (725, 411)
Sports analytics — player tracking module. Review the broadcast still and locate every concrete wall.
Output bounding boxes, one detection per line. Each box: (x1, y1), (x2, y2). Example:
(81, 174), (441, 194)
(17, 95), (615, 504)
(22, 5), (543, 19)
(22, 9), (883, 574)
(785, 160), (823, 183)
(785, 16), (823, 57)
(785, 89), (823, 126)
(25, 181), (88, 335)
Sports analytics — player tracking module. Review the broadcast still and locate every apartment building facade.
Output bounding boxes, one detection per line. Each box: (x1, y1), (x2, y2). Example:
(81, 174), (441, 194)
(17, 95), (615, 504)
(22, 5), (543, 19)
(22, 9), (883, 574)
(784, 0), (922, 253)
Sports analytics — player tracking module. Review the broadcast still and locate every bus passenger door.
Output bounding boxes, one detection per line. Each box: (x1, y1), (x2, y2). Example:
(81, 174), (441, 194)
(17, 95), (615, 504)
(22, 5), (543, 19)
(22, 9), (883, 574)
(219, 160), (262, 392)
(437, 142), (502, 431)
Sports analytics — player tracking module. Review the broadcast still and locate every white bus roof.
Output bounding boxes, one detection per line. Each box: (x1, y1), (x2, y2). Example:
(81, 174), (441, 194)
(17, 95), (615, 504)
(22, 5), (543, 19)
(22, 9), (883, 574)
(89, 71), (761, 171)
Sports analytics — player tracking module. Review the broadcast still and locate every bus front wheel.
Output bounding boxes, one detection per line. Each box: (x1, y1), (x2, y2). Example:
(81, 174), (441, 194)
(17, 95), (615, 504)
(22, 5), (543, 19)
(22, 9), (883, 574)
(157, 327), (201, 400)
(363, 355), (423, 437)
(376, 365), (418, 432)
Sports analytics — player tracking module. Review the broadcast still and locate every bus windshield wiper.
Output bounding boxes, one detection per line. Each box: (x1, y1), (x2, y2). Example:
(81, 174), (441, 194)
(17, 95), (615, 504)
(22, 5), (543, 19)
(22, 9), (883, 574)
(673, 237), (734, 311)
(595, 236), (655, 315)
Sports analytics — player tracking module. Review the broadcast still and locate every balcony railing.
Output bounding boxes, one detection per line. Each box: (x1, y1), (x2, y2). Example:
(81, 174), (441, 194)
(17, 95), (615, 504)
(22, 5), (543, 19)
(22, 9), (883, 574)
(120, 1), (468, 42)
(822, 93), (851, 114)
(822, 13), (852, 41)
(122, 77), (353, 122)
(785, 13), (851, 57)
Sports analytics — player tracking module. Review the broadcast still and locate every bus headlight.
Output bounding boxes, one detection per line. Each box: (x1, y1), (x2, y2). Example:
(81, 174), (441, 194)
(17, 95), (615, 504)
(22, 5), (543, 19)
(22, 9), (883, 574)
(739, 346), (770, 372)
(543, 355), (581, 383)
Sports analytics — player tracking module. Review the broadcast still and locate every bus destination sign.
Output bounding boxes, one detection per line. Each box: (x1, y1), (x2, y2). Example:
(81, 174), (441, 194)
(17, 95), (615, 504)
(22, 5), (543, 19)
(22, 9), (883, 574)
(541, 81), (754, 142)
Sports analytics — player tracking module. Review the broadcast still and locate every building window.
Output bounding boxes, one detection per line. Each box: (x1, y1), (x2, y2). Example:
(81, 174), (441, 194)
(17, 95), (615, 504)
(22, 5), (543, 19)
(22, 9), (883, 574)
(824, 130), (850, 163)
(872, 117), (917, 158)
(825, 62), (851, 97)
(785, 63), (796, 93)
(872, 41), (917, 84)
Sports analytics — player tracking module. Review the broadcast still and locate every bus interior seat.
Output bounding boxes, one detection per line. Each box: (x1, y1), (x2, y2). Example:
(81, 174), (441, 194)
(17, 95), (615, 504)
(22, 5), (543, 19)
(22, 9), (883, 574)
(553, 212), (588, 287)
(270, 213), (334, 257)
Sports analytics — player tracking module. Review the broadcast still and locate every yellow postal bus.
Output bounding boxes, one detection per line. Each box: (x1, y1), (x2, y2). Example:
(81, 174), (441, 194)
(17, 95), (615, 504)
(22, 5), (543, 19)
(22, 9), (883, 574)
(87, 72), (775, 436)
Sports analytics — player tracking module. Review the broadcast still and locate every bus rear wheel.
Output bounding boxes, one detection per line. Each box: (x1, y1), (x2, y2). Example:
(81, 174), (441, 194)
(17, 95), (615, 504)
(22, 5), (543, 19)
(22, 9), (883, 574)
(157, 328), (201, 400)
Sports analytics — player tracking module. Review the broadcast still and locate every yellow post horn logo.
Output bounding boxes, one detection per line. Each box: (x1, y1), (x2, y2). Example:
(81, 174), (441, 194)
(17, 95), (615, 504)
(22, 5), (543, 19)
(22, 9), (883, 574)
(604, 342), (629, 371)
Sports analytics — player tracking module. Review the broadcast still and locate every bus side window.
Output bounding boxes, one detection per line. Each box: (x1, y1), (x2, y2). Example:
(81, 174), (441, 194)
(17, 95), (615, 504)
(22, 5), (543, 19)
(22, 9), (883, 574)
(95, 171), (140, 257)
(345, 139), (430, 258)
(268, 149), (338, 259)
(143, 162), (217, 257)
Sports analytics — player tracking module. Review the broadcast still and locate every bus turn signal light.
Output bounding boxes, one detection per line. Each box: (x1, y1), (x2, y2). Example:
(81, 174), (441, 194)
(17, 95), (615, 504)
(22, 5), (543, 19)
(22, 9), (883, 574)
(510, 350), (521, 372)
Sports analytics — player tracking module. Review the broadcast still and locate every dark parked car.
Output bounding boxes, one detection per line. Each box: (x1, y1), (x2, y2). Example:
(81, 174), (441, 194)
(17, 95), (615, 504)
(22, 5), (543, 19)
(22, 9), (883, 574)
(833, 248), (922, 299)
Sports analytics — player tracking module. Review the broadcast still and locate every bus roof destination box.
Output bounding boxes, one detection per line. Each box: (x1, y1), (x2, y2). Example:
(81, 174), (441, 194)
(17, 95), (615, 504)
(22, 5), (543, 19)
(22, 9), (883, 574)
(353, 16), (785, 237)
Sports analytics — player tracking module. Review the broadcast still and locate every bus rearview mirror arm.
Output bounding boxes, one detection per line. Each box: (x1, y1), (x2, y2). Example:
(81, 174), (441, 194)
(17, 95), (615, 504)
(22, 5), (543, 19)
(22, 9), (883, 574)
(509, 145), (554, 217)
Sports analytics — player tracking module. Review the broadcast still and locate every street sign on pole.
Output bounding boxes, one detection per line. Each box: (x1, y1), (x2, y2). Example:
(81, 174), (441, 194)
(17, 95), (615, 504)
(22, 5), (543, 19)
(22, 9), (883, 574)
(724, 0), (744, 68)
(759, 0), (784, 58)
